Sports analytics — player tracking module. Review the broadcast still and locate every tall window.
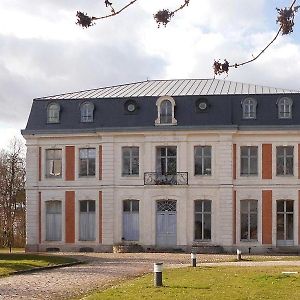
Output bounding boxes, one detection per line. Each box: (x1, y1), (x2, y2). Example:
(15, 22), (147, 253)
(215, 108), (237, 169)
(194, 200), (211, 240)
(79, 200), (96, 241)
(155, 96), (177, 125)
(242, 98), (257, 119)
(46, 201), (62, 241)
(46, 149), (62, 178)
(156, 146), (177, 175)
(240, 200), (258, 241)
(80, 102), (94, 122)
(47, 103), (60, 123)
(122, 147), (139, 176)
(79, 148), (96, 177)
(123, 200), (139, 241)
(277, 200), (293, 242)
(278, 97), (293, 119)
(276, 146), (293, 176)
(194, 146), (211, 175)
(240, 146), (258, 176)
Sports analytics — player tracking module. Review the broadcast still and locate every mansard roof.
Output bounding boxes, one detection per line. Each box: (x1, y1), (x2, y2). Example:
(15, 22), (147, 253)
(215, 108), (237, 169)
(36, 79), (298, 100)
(22, 79), (300, 135)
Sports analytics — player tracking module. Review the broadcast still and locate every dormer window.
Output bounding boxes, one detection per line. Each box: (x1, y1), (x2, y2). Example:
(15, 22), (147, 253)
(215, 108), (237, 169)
(278, 97), (292, 119)
(155, 96), (177, 125)
(80, 102), (94, 122)
(242, 98), (257, 119)
(47, 102), (60, 123)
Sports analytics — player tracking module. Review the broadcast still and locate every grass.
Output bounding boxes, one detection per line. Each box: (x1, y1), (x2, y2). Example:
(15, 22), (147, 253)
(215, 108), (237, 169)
(0, 253), (77, 277)
(84, 266), (300, 300)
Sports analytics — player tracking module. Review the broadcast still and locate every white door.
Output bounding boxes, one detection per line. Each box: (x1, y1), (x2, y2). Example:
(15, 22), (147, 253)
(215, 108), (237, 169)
(156, 200), (177, 247)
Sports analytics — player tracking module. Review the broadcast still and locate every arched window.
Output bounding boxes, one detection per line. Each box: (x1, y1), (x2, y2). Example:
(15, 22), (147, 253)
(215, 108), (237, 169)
(155, 96), (177, 125)
(278, 97), (293, 119)
(47, 103), (60, 123)
(80, 102), (94, 122)
(242, 98), (257, 119)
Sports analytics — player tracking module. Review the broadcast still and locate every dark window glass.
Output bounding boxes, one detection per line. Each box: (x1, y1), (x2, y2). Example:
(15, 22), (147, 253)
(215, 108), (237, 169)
(194, 200), (211, 240)
(122, 147), (139, 176)
(240, 200), (258, 241)
(79, 148), (96, 177)
(194, 146), (212, 175)
(240, 146), (258, 176)
(276, 146), (293, 176)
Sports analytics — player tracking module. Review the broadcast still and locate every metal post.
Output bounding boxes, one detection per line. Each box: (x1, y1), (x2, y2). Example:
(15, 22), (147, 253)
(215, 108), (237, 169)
(154, 263), (163, 287)
(191, 252), (196, 267)
(236, 249), (242, 261)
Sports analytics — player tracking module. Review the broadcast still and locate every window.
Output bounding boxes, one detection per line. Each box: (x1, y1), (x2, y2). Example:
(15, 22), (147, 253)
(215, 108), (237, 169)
(47, 103), (60, 123)
(156, 146), (177, 175)
(79, 200), (96, 241)
(242, 98), (257, 119)
(46, 201), (62, 241)
(46, 149), (62, 178)
(240, 200), (258, 241)
(123, 200), (139, 241)
(122, 147), (139, 176)
(80, 102), (94, 122)
(155, 96), (177, 125)
(278, 97), (293, 119)
(240, 146), (258, 176)
(79, 148), (96, 177)
(194, 200), (211, 240)
(276, 146), (293, 176)
(277, 200), (294, 243)
(194, 146), (211, 175)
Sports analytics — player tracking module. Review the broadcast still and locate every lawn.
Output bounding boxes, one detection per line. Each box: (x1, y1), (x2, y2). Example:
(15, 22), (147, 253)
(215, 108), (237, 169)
(85, 266), (300, 300)
(0, 253), (77, 276)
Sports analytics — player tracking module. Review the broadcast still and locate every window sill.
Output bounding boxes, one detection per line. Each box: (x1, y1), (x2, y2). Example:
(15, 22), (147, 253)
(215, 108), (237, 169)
(276, 175), (294, 177)
(240, 174), (258, 177)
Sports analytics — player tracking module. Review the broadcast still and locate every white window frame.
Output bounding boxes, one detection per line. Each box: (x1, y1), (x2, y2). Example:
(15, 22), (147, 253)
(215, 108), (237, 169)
(240, 199), (258, 242)
(80, 102), (94, 122)
(278, 97), (293, 119)
(79, 148), (96, 177)
(240, 146), (258, 176)
(45, 149), (62, 178)
(242, 98), (257, 119)
(276, 146), (294, 176)
(47, 103), (60, 123)
(155, 96), (177, 125)
(79, 200), (96, 241)
(122, 147), (139, 176)
(45, 200), (62, 241)
(194, 200), (212, 241)
(194, 146), (212, 176)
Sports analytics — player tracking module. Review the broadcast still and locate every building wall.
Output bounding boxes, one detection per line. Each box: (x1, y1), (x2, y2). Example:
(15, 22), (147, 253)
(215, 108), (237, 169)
(24, 130), (300, 252)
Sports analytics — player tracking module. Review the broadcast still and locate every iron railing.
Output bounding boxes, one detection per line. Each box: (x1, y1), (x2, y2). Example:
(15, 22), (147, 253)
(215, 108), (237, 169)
(144, 172), (188, 185)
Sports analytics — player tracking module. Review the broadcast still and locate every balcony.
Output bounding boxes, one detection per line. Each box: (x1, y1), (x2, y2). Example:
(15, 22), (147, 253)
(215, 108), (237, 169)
(144, 172), (188, 185)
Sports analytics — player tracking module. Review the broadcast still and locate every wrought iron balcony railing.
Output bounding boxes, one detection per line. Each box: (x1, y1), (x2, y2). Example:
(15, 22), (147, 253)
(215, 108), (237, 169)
(144, 172), (188, 185)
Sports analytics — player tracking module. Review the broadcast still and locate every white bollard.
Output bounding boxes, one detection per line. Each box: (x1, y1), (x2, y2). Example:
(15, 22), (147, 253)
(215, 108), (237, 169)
(191, 253), (197, 267)
(236, 249), (242, 261)
(154, 263), (163, 287)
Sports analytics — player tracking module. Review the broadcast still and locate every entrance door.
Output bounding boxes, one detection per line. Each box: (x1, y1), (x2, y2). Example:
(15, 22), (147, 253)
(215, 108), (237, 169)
(156, 200), (177, 247)
(277, 200), (294, 246)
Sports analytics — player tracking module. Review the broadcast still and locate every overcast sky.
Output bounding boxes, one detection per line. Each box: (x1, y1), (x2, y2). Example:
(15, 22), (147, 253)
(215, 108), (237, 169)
(0, 0), (299, 149)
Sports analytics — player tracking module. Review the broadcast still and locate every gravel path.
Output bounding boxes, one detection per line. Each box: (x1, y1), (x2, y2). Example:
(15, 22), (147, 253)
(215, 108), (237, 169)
(0, 253), (299, 300)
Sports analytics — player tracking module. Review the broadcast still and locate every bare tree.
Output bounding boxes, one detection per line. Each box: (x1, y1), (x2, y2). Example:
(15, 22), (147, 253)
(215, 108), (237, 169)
(0, 138), (26, 251)
(75, 0), (299, 75)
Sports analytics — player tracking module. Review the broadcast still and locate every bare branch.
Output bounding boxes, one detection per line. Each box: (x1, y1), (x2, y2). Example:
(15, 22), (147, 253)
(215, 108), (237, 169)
(214, 0), (298, 75)
(154, 0), (190, 27)
(76, 0), (138, 28)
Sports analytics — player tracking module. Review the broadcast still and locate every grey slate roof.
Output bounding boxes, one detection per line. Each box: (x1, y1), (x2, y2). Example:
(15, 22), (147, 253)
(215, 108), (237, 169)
(36, 79), (299, 100)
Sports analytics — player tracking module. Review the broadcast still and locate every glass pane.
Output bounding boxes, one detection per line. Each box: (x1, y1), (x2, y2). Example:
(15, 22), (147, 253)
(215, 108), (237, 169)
(204, 201), (211, 212)
(122, 157), (130, 175)
(194, 146), (201, 156)
(203, 158), (211, 175)
(88, 158), (95, 176)
(160, 157), (166, 174)
(287, 214), (294, 240)
(250, 147), (257, 156)
(80, 159), (87, 176)
(286, 157), (293, 175)
(277, 214), (284, 240)
(277, 201), (284, 212)
(286, 146), (293, 155)
(203, 146), (211, 156)
(276, 157), (284, 175)
(250, 200), (258, 212)
(195, 201), (203, 212)
(286, 200), (294, 212)
(240, 201), (248, 213)
(240, 213), (248, 240)
(88, 200), (95, 212)
(167, 147), (177, 157)
(195, 159), (203, 175)
(250, 213), (257, 240)
(168, 158), (177, 174)
(277, 147), (284, 156)
(88, 148), (96, 158)
(131, 200), (139, 212)
(123, 200), (130, 212)
(194, 213), (202, 240)
(132, 147), (139, 156)
(53, 160), (61, 176)
(250, 157), (257, 175)
(80, 201), (87, 212)
(240, 157), (248, 175)
(241, 147), (248, 157)
(203, 214), (211, 239)
(80, 149), (88, 159)
(160, 147), (166, 156)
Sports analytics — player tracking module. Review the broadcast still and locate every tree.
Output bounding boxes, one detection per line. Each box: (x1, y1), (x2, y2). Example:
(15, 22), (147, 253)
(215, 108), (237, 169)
(75, 0), (299, 75)
(0, 138), (26, 251)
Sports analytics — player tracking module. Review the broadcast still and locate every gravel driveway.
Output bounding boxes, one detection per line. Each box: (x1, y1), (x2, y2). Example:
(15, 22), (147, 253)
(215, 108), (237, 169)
(0, 253), (299, 300)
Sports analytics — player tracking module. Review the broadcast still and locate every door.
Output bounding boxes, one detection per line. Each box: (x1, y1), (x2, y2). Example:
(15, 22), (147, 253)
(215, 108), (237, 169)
(123, 200), (139, 241)
(156, 200), (177, 247)
(277, 200), (294, 246)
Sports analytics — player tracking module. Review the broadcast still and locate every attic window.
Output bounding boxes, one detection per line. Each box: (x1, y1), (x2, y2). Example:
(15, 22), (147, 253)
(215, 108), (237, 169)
(195, 98), (209, 112)
(277, 97), (293, 119)
(47, 103), (60, 123)
(124, 99), (138, 113)
(155, 96), (177, 125)
(80, 102), (94, 122)
(242, 98), (257, 119)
